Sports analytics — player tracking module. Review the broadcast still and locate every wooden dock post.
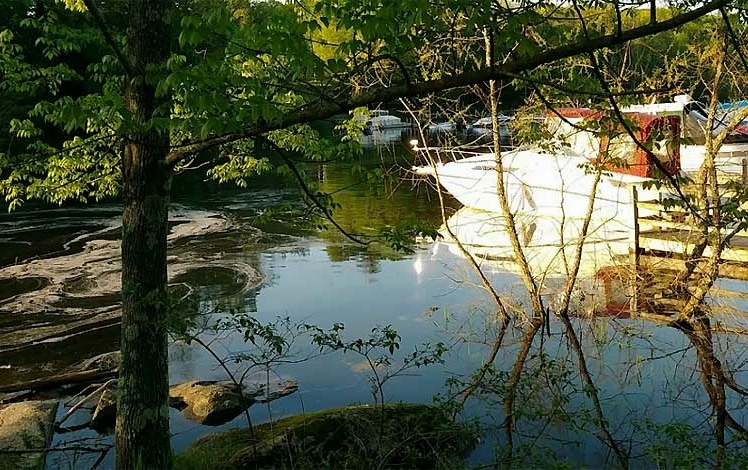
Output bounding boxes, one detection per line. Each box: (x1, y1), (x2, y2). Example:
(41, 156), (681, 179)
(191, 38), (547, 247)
(629, 186), (640, 317)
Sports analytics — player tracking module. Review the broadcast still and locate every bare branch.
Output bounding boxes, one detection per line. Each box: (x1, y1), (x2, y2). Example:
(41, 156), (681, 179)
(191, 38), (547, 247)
(258, 136), (369, 246)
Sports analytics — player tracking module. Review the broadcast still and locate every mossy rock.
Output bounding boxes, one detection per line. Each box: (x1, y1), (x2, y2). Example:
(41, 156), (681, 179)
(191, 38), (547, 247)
(176, 403), (476, 470)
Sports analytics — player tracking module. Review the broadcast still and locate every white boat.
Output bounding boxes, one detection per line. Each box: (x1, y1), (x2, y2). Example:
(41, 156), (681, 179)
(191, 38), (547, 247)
(465, 115), (512, 138)
(363, 109), (412, 131)
(414, 147), (658, 231)
(413, 113), (679, 232)
(621, 95), (748, 176)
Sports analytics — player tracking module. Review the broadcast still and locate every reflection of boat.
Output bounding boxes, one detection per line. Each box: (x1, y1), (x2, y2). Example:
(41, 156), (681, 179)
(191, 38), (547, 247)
(433, 207), (634, 317)
(413, 112), (679, 231)
(435, 207), (631, 279)
(361, 128), (406, 148)
(623, 95), (748, 175)
(426, 120), (456, 132)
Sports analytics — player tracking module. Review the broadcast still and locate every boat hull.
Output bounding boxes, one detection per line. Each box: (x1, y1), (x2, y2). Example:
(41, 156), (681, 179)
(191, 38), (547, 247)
(680, 143), (748, 175)
(418, 148), (664, 231)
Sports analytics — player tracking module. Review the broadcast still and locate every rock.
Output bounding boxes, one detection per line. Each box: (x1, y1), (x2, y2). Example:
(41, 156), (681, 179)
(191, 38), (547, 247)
(169, 379), (299, 426)
(0, 390), (33, 404)
(0, 400), (59, 470)
(178, 403), (477, 470)
(90, 388), (117, 432)
(169, 380), (258, 426)
(253, 379), (298, 403)
(75, 351), (120, 372)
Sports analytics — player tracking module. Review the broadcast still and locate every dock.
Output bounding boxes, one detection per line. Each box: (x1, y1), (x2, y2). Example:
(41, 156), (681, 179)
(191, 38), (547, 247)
(600, 184), (748, 324)
(622, 183), (748, 322)
(632, 185), (748, 263)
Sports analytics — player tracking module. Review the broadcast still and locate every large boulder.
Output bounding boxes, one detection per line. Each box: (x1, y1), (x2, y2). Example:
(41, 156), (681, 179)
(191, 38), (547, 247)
(169, 379), (297, 426)
(178, 403), (477, 470)
(0, 400), (59, 470)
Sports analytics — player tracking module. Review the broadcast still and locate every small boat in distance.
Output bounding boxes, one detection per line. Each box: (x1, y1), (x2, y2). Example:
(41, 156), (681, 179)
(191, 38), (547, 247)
(465, 115), (512, 138)
(359, 109), (412, 132)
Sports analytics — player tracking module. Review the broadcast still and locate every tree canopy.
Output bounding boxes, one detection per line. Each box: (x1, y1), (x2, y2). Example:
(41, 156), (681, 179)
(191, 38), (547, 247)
(0, 0), (738, 210)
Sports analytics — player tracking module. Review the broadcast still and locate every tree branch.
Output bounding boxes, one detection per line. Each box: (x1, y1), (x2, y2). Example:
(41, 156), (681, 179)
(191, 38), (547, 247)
(504, 71), (671, 98)
(258, 136), (369, 245)
(81, 0), (134, 78)
(719, 7), (748, 73)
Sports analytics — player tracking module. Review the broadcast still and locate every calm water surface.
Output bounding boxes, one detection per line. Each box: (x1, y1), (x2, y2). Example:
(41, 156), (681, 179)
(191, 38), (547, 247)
(2, 131), (748, 468)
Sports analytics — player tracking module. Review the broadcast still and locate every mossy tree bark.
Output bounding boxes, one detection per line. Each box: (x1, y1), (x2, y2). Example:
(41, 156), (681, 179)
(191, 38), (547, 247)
(114, 1), (174, 468)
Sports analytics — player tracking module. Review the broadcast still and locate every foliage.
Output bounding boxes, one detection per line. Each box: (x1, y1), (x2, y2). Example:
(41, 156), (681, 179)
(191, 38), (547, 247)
(306, 322), (448, 406)
(0, 0), (740, 214)
(380, 219), (441, 253)
(635, 419), (748, 469)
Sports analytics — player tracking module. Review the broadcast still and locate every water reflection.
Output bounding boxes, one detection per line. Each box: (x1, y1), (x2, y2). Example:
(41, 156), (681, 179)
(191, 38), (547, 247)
(360, 128), (410, 149)
(424, 199), (748, 466)
(4, 138), (748, 468)
(435, 207), (630, 277)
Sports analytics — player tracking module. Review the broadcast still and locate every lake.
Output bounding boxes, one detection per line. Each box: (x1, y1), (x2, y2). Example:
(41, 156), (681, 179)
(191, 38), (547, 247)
(2, 129), (748, 468)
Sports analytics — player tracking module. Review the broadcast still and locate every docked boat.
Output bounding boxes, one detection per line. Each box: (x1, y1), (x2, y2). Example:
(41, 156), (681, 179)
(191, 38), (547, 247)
(621, 95), (748, 175)
(362, 109), (412, 131)
(413, 112), (680, 232)
(465, 115), (512, 138)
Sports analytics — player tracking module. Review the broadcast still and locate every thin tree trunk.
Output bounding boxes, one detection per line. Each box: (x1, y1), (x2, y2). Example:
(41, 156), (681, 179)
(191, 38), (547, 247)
(115, 0), (173, 468)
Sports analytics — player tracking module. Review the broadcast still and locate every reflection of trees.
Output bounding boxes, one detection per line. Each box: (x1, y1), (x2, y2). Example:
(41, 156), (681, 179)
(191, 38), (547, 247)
(441, 268), (748, 467)
(449, 313), (634, 466)
(668, 311), (748, 467)
(681, 319), (745, 463)
(313, 149), (451, 269)
(324, 244), (382, 274)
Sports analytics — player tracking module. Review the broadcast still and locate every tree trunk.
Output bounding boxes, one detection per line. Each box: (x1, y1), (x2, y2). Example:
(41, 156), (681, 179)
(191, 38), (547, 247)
(115, 1), (173, 468)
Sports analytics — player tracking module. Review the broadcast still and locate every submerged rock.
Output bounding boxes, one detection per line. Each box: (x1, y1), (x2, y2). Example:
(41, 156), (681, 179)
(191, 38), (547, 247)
(0, 400), (59, 470)
(0, 210), (263, 392)
(253, 379), (298, 403)
(179, 403), (477, 470)
(75, 351), (120, 372)
(169, 379), (299, 426)
(170, 380), (255, 426)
